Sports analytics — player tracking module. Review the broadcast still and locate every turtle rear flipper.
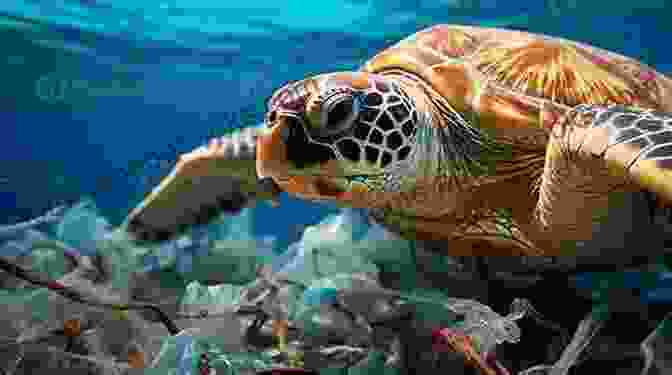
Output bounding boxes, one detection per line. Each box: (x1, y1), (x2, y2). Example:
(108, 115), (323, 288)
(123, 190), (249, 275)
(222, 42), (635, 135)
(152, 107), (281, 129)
(123, 125), (280, 242)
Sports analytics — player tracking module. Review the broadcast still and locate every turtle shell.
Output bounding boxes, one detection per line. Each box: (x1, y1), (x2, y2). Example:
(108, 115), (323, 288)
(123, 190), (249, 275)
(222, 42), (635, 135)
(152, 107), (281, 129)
(362, 25), (672, 143)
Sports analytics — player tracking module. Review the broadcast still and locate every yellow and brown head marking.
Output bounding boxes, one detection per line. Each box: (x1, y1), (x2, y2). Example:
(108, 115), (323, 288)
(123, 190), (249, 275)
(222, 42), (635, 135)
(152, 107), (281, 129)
(255, 72), (426, 204)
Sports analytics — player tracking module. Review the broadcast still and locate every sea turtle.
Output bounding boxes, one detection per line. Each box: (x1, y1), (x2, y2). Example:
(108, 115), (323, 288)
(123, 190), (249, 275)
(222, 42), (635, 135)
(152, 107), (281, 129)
(123, 25), (672, 258)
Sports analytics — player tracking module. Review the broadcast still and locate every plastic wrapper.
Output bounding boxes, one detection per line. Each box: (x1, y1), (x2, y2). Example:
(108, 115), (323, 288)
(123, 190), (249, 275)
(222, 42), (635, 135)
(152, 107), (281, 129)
(150, 328), (274, 375)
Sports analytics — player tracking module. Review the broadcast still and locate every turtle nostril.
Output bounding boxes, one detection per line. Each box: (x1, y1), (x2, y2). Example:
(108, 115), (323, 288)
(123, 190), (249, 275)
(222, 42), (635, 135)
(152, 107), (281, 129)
(266, 111), (277, 127)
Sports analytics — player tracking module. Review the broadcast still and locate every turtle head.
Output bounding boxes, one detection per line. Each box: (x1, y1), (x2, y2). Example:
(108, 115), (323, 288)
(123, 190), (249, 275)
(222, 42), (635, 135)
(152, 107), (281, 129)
(259, 71), (420, 206)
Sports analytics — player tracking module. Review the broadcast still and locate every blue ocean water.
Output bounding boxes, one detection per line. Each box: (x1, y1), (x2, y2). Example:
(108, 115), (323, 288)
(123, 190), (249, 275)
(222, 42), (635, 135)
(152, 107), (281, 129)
(1, 1), (670, 243)
(1, 1), (672, 374)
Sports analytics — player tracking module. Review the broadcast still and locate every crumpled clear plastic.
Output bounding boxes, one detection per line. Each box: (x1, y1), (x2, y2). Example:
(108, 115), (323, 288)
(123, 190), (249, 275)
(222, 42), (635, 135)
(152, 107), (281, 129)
(444, 297), (529, 356)
(0, 204), (68, 240)
(181, 281), (244, 312)
(519, 304), (608, 375)
(0, 199), (582, 375)
(55, 199), (114, 256)
(299, 272), (527, 359)
(150, 329), (204, 374)
(48, 198), (278, 290)
(641, 313), (672, 375)
(150, 328), (274, 375)
(300, 272), (390, 323)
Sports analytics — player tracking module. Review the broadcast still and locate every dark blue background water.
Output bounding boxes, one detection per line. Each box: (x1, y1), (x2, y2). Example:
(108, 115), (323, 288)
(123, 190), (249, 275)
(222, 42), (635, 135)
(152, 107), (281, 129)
(1, 0), (670, 248)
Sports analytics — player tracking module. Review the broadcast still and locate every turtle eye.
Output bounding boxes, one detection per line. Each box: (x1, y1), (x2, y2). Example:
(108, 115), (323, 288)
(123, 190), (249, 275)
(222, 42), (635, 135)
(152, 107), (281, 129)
(326, 98), (353, 127)
(320, 94), (359, 136)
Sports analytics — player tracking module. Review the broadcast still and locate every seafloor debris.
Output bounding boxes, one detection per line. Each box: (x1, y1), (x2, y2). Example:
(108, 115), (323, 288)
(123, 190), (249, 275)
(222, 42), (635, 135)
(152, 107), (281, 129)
(1, 201), (672, 375)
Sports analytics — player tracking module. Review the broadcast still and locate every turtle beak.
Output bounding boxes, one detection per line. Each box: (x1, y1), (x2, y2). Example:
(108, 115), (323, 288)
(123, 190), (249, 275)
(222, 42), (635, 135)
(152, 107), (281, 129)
(257, 117), (313, 199)
(257, 117), (350, 202)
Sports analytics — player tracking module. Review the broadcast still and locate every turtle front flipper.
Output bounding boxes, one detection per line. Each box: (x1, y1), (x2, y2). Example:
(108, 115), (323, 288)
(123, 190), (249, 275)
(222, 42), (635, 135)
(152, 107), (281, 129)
(123, 124), (281, 242)
(534, 102), (672, 254)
